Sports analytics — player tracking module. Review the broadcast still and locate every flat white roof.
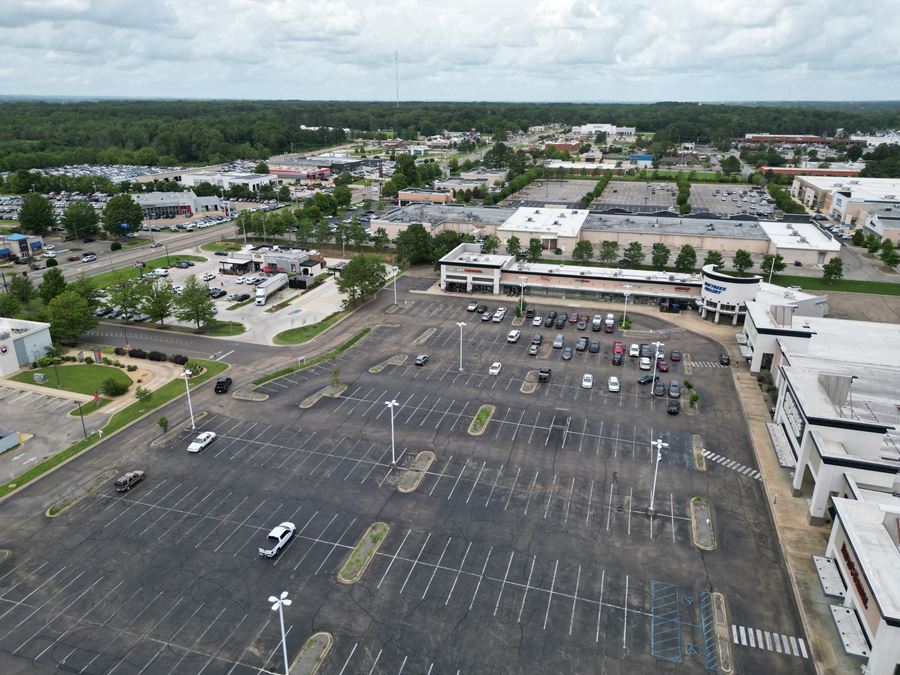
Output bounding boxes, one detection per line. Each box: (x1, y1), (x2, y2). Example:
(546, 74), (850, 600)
(508, 260), (700, 287)
(833, 498), (900, 621)
(440, 244), (513, 268)
(757, 220), (840, 252)
(498, 207), (590, 239)
(796, 176), (900, 202)
(753, 282), (821, 307)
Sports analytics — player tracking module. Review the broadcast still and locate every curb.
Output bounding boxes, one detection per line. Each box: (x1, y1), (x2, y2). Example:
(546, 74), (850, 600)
(0, 363), (230, 506)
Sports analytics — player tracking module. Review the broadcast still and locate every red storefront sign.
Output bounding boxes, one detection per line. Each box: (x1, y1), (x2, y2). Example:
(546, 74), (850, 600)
(674, 286), (692, 292)
(841, 543), (869, 608)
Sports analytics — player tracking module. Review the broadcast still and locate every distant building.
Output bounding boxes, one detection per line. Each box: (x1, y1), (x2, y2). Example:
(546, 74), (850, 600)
(743, 133), (827, 145)
(0, 232), (43, 261)
(849, 132), (900, 148)
(760, 166), (862, 178)
(133, 191), (224, 220)
(0, 318), (52, 377)
(433, 178), (489, 194)
(861, 205), (900, 244)
(790, 176), (900, 226)
(397, 189), (453, 205)
(458, 168), (508, 187)
(178, 172), (279, 192)
(571, 123), (637, 139)
(543, 142), (581, 154)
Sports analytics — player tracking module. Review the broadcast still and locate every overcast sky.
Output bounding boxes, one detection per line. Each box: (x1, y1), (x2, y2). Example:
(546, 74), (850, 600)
(2, 0), (898, 101)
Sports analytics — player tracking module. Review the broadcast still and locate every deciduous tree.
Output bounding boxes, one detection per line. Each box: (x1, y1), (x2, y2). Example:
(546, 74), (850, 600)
(18, 193), (55, 235)
(335, 253), (387, 306)
(142, 280), (176, 326)
(674, 244), (697, 273)
(47, 290), (97, 343)
(571, 240), (594, 263)
(651, 242), (670, 270)
(174, 275), (216, 329)
(732, 249), (753, 273)
(102, 194), (143, 236)
(527, 238), (543, 263)
(622, 242), (645, 267)
(38, 267), (68, 305)
(822, 257), (844, 283)
(61, 201), (100, 238)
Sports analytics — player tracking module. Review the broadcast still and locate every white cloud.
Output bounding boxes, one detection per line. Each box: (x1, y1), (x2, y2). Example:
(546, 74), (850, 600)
(1, 0), (898, 100)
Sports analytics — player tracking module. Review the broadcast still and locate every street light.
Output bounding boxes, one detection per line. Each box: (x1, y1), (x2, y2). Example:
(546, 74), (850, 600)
(73, 401), (88, 439)
(647, 437), (669, 517)
(164, 244), (171, 268)
(456, 321), (466, 372)
(268, 591), (292, 675)
(183, 369), (195, 430)
(650, 340), (664, 396)
(621, 283), (633, 325)
(384, 399), (398, 465)
(393, 266), (398, 306)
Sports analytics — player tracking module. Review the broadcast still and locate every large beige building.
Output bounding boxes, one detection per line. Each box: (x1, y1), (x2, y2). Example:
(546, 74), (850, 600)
(791, 176), (900, 227)
(373, 205), (841, 266)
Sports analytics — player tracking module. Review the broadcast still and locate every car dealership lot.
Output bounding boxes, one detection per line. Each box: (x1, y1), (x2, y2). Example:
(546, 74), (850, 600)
(0, 292), (811, 674)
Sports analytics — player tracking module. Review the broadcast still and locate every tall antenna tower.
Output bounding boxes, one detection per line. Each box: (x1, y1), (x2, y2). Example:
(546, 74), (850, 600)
(395, 50), (399, 107)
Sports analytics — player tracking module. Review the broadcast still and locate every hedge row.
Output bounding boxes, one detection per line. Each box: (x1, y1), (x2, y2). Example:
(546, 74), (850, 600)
(113, 347), (189, 365)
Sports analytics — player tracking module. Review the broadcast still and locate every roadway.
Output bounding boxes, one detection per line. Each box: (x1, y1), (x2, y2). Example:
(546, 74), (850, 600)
(55, 222), (238, 283)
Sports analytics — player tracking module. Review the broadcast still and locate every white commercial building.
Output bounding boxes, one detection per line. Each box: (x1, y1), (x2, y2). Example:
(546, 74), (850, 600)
(133, 191), (225, 220)
(849, 132), (900, 148)
(178, 172), (279, 192)
(756, 220), (841, 266)
(861, 205), (900, 244)
(791, 176), (900, 226)
(0, 318), (52, 377)
(572, 123), (637, 138)
(496, 207), (590, 254)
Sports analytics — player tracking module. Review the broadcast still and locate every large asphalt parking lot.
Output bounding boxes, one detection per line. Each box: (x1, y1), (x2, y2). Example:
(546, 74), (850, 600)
(0, 282), (813, 674)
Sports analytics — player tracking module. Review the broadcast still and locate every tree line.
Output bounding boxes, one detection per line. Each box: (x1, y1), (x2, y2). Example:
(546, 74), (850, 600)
(3, 100), (900, 171)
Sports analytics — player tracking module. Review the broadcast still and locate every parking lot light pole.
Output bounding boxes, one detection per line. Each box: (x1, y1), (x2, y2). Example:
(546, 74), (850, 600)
(183, 369), (195, 430)
(647, 437), (669, 517)
(268, 591), (292, 675)
(385, 399), (398, 465)
(456, 321), (466, 372)
(74, 401), (88, 439)
(393, 266), (398, 305)
(651, 340), (664, 394)
(622, 287), (632, 324)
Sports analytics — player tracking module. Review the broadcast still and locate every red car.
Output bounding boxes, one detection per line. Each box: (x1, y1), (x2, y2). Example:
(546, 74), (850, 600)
(67, 255), (80, 261)
(670, 350), (682, 362)
(613, 341), (625, 354)
(568, 313), (579, 324)
(657, 360), (669, 372)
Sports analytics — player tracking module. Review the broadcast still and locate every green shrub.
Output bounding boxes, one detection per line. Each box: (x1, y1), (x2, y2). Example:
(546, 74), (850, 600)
(126, 364), (137, 372)
(110, 241), (122, 251)
(101, 377), (129, 397)
(84, 356), (94, 364)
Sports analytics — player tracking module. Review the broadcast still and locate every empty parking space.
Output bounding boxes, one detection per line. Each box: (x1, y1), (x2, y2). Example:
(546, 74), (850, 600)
(0, 290), (812, 675)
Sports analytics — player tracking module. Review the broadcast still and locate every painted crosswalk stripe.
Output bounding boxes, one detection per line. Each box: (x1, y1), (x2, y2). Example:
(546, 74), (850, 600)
(739, 626), (747, 645)
(798, 638), (808, 658)
(756, 629), (763, 649)
(732, 625), (739, 643)
(773, 633), (782, 653)
(748, 628), (756, 648)
(789, 636), (799, 656)
(764, 631), (772, 651)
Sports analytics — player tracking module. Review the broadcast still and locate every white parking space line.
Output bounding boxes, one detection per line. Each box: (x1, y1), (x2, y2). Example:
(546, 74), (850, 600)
(485, 464), (504, 507)
(138, 486), (199, 537)
(466, 462), (486, 504)
(543, 473), (557, 519)
(378, 529), (412, 589)
(543, 559), (558, 630)
(399, 533), (431, 594)
(421, 538), (451, 600)
(445, 542), (471, 606)
(337, 642), (358, 675)
(516, 555), (537, 623)
(214, 500), (267, 553)
(523, 470), (540, 515)
(569, 564), (581, 636)
(12, 574), (104, 655)
(494, 551), (515, 617)
(314, 518), (358, 575)
(503, 467), (521, 511)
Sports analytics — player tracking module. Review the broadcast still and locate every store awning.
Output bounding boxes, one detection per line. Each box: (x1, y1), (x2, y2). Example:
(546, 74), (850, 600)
(0, 248), (10, 256)
(29, 241), (42, 248)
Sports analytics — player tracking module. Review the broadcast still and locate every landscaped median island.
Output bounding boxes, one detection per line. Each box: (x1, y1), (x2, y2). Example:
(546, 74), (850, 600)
(299, 384), (347, 409)
(468, 404), (495, 436)
(292, 632), (333, 675)
(338, 522), (390, 584)
(520, 370), (539, 394)
(0, 357), (228, 501)
(690, 496), (716, 551)
(11, 363), (131, 395)
(272, 310), (349, 345)
(397, 450), (436, 493)
(369, 354), (407, 373)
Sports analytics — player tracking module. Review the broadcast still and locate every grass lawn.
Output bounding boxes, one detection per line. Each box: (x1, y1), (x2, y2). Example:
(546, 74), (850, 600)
(273, 310), (349, 345)
(771, 274), (900, 295)
(68, 398), (112, 416)
(10, 364), (132, 396)
(90, 254), (207, 288)
(201, 321), (245, 336)
(0, 358), (228, 500)
(201, 240), (243, 253)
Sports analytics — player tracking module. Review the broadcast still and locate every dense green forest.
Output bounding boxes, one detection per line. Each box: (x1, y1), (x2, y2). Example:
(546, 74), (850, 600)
(2, 100), (900, 172)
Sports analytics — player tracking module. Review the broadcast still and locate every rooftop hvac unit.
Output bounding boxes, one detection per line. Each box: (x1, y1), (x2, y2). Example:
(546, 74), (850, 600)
(885, 195), (896, 199)
(0, 331), (9, 340)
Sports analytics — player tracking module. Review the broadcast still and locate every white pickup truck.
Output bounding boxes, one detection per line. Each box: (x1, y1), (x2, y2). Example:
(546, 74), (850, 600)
(258, 521), (296, 557)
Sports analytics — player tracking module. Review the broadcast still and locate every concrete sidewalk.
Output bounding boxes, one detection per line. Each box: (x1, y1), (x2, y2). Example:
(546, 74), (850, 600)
(417, 283), (855, 675)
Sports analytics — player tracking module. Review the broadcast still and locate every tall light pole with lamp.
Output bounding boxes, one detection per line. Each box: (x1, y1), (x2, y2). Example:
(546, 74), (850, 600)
(268, 591), (292, 675)
(621, 283), (633, 325)
(384, 399), (398, 465)
(183, 369), (195, 430)
(456, 321), (466, 372)
(650, 340), (664, 396)
(518, 275), (528, 316)
(647, 437), (669, 517)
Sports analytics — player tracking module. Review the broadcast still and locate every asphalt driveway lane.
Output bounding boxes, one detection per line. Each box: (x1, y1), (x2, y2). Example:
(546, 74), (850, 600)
(0, 289), (812, 674)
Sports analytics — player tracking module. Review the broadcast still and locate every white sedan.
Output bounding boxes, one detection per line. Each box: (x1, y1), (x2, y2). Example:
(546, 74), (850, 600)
(488, 362), (502, 376)
(532, 316), (543, 326)
(202, 272), (216, 282)
(187, 431), (217, 453)
(607, 376), (620, 393)
(581, 374), (593, 389)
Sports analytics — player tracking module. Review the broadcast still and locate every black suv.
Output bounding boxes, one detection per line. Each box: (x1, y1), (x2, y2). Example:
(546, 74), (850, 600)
(525, 308), (535, 319)
(531, 334), (543, 345)
(214, 377), (233, 393)
(555, 312), (568, 329)
(544, 310), (557, 327)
